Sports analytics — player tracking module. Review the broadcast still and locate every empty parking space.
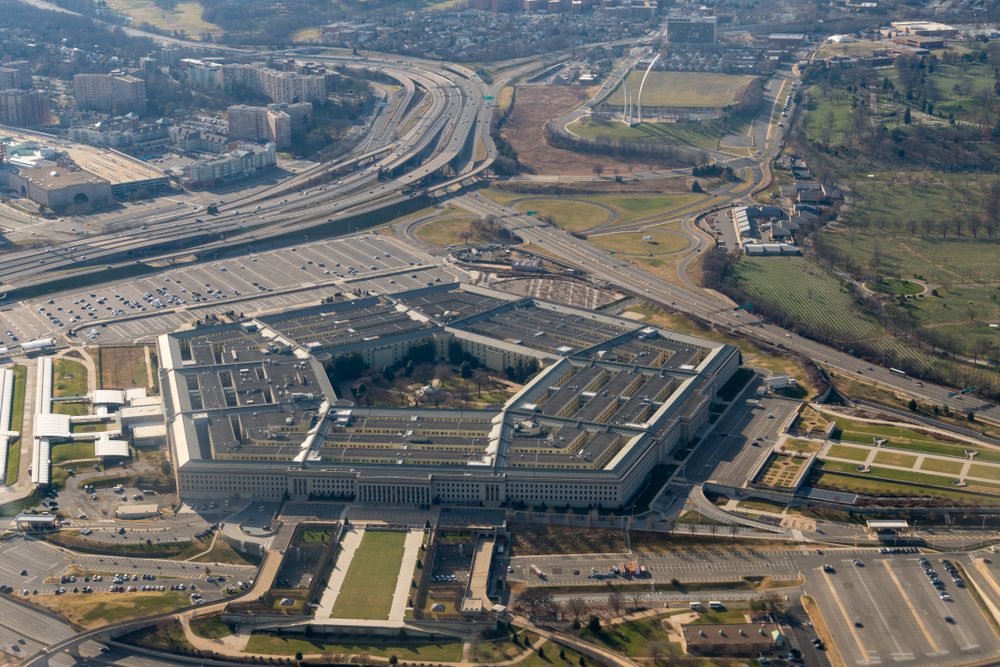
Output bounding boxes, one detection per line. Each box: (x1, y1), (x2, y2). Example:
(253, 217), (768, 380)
(804, 554), (998, 667)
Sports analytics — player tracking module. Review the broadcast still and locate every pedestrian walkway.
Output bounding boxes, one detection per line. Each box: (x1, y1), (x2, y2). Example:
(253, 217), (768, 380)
(388, 529), (423, 622)
(315, 526), (364, 618)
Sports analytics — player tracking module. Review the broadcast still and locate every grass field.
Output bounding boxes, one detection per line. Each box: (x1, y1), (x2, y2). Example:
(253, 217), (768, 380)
(330, 530), (406, 620)
(783, 438), (822, 455)
(53, 359), (87, 398)
(591, 227), (689, 256)
(33, 591), (191, 629)
(569, 116), (726, 151)
(515, 199), (611, 232)
(727, 256), (880, 343)
(189, 614), (234, 639)
(607, 72), (758, 108)
(791, 52), (1000, 391)
(833, 416), (1000, 463)
(244, 633), (463, 661)
(872, 451), (918, 468)
(98, 346), (148, 389)
(413, 216), (489, 246)
(578, 613), (684, 658)
(5, 365), (26, 485)
(920, 458), (965, 475)
(106, 0), (222, 38)
(594, 193), (706, 223)
(812, 461), (1000, 502)
(53, 401), (89, 417)
(867, 278), (923, 296)
(50, 442), (96, 464)
(826, 444), (870, 462)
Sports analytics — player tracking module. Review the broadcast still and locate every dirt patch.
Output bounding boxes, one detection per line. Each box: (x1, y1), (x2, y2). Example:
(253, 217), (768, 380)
(503, 86), (661, 176)
(98, 346), (149, 389)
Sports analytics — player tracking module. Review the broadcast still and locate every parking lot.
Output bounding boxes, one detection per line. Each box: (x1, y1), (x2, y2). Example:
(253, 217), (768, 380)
(802, 552), (998, 667)
(0, 233), (460, 345)
(0, 536), (256, 599)
(509, 549), (801, 586)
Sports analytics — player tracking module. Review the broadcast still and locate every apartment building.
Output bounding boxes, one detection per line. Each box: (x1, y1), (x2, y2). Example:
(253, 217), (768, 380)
(73, 72), (146, 113)
(0, 89), (50, 127)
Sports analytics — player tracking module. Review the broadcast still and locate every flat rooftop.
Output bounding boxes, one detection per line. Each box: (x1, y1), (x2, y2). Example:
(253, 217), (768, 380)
(160, 285), (736, 475)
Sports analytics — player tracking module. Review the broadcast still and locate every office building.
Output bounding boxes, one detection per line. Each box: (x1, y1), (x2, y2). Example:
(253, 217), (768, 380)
(160, 285), (740, 507)
(666, 15), (717, 43)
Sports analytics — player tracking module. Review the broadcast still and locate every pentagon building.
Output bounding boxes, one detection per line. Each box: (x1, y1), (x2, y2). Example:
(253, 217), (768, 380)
(159, 284), (740, 508)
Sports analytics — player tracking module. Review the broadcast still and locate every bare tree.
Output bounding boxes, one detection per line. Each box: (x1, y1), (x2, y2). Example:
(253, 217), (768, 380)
(566, 597), (588, 620)
(649, 641), (666, 665)
(607, 589), (625, 618)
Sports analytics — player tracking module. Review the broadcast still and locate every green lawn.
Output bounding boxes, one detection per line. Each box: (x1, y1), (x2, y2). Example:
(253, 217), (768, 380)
(50, 442), (97, 464)
(867, 278), (923, 296)
(578, 614), (685, 658)
(106, 0), (222, 38)
(607, 71), (758, 108)
(570, 117), (725, 151)
(330, 530), (406, 620)
(5, 365), (26, 485)
(968, 463), (1000, 479)
(872, 451), (918, 468)
(53, 401), (90, 417)
(727, 256), (880, 343)
(834, 417), (1000, 463)
(413, 216), (489, 246)
(35, 591), (191, 629)
(591, 227), (689, 256)
(919, 458), (965, 475)
(189, 614), (234, 639)
(244, 633), (463, 661)
(810, 469), (1000, 505)
(53, 359), (87, 398)
(826, 444), (871, 462)
(813, 460), (1000, 501)
(590, 194), (706, 223)
(515, 199), (611, 232)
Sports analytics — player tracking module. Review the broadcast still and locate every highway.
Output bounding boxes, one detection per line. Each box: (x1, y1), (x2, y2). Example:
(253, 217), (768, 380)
(456, 191), (997, 416)
(0, 54), (502, 295)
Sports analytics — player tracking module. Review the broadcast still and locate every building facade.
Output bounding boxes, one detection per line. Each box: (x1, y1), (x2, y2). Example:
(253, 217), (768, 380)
(161, 286), (740, 509)
(0, 89), (50, 127)
(665, 15), (717, 43)
(73, 73), (146, 113)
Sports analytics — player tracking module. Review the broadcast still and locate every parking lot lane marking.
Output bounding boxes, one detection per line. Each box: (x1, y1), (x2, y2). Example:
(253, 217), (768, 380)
(850, 564), (914, 661)
(881, 560), (944, 657)
(820, 570), (876, 665)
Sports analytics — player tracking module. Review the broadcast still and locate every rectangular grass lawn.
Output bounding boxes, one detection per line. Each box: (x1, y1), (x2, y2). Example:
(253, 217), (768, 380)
(330, 530), (406, 620)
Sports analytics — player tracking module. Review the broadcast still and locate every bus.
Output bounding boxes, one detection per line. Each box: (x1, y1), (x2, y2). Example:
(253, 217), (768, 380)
(890, 368), (907, 377)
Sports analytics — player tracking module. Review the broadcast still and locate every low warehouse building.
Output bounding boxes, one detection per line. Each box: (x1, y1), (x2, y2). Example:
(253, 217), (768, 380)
(5, 164), (111, 211)
(681, 623), (784, 657)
